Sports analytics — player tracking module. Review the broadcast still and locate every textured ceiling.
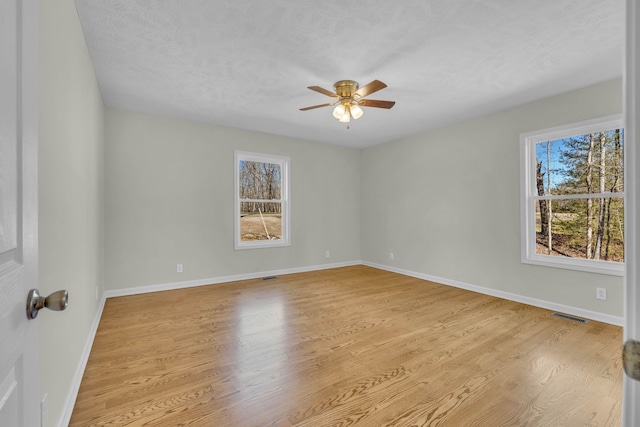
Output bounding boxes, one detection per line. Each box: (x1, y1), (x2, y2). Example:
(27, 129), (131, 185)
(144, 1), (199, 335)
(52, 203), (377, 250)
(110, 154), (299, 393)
(74, 0), (624, 148)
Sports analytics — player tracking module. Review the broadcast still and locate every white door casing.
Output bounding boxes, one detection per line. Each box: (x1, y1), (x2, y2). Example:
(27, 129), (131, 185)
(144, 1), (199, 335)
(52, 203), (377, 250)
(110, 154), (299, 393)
(623, 0), (640, 426)
(0, 0), (40, 426)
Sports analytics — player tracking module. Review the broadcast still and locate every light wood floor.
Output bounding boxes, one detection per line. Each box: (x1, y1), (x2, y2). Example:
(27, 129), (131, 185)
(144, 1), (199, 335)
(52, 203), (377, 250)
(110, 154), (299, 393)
(70, 266), (623, 426)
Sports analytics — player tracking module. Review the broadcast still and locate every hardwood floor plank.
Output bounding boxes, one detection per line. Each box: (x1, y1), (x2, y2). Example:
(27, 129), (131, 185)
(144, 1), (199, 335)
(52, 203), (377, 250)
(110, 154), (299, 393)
(70, 266), (622, 426)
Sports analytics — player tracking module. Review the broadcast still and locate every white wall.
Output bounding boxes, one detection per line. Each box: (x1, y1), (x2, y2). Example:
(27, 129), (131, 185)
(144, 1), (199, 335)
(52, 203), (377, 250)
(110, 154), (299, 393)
(104, 108), (361, 290)
(38, 0), (105, 426)
(361, 78), (624, 318)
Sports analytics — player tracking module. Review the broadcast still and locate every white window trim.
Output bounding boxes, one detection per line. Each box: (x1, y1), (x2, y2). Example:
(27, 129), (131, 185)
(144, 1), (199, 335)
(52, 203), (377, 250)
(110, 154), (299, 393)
(234, 151), (291, 250)
(519, 114), (624, 276)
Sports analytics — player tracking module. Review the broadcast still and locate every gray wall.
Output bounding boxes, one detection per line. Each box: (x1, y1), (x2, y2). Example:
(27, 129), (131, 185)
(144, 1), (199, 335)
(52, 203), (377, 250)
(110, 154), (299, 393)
(104, 108), (361, 290)
(38, 0), (105, 425)
(360, 78), (624, 317)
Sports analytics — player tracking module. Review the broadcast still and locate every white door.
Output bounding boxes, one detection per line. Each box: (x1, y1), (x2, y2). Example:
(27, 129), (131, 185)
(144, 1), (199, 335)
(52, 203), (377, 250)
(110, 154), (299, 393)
(624, 1), (640, 426)
(0, 0), (40, 426)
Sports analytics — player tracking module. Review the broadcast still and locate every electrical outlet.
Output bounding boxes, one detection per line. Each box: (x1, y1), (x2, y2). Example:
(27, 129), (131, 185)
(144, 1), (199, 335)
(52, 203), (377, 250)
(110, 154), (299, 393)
(596, 287), (607, 300)
(41, 393), (48, 427)
(325, 250), (330, 258)
(389, 252), (394, 260)
(177, 264), (183, 273)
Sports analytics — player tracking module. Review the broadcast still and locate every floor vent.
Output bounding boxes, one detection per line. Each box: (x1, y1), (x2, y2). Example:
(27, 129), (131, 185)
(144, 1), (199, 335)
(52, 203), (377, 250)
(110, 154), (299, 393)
(552, 312), (589, 323)
(261, 276), (278, 281)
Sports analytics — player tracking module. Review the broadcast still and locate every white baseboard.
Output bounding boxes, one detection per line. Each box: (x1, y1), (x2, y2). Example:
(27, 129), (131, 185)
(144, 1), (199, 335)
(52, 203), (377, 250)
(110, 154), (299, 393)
(57, 292), (107, 427)
(104, 260), (362, 298)
(61, 259), (622, 425)
(362, 261), (624, 326)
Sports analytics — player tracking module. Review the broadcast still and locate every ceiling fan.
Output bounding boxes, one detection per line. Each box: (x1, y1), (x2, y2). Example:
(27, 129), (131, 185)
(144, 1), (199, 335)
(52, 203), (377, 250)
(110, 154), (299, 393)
(300, 80), (395, 123)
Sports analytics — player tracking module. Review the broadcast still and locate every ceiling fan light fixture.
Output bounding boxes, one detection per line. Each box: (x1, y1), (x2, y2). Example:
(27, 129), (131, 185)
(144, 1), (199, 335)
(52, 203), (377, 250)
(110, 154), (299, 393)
(333, 104), (346, 119)
(350, 104), (363, 120)
(339, 106), (351, 123)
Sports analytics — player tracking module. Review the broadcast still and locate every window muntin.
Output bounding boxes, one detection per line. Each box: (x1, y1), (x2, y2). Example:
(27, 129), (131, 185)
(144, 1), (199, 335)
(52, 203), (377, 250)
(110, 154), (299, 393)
(234, 151), (290, 249)
(520, 115), (624, 275)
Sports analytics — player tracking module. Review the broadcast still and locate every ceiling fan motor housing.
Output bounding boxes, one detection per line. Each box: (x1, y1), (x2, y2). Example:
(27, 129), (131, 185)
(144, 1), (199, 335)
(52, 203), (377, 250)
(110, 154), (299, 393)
(334, 80), (359, 98)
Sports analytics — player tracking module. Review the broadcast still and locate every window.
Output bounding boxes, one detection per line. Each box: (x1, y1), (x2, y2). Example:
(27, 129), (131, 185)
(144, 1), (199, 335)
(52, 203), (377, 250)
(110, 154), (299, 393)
(520, 115), (624, 275)
(234, 151), (290, 249)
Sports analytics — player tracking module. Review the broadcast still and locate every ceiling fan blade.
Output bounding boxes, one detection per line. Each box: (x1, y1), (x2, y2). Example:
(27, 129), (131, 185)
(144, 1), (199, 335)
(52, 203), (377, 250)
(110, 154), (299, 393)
(359, 99), (395, 109)
(354, 80), (387, 98)
(307, 86), (337, 98)
(300, 103), (334, 111)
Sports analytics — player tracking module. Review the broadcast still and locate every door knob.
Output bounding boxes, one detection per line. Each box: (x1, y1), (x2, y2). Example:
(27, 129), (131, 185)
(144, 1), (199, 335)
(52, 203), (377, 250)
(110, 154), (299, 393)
(26, 289), (68, 319)
(623, 339), (640, 381)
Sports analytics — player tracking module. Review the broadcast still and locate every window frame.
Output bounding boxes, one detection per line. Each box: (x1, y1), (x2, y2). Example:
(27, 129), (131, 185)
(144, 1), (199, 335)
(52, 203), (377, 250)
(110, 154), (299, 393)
(234, 150), (290, 250)
(519, 114), (624, 276)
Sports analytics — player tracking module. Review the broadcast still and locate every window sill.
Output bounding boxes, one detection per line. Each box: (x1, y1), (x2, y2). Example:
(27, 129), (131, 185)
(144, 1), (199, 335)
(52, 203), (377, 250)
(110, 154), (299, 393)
(522, 255), (624, 276)
(234, 240), (291, 250)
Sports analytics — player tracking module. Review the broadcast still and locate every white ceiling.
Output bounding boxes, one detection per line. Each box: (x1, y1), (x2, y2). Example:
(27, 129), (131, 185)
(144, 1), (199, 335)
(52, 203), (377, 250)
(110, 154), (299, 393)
(74, 0), (624, 148)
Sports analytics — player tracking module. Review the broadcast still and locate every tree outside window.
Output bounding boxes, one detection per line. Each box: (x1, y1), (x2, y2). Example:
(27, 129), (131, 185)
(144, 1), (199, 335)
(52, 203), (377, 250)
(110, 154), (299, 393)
(520, 115), (624, 275)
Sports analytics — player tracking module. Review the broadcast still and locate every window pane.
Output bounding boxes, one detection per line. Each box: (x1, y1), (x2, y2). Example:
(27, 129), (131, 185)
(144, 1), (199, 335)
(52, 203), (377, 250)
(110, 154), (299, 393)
(535, 198), (624, 262)
(239, 160), (281, 200)
(235, 151), (290, 250)
(535, 129), (624, 195)
(240, 201), (283, 241)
